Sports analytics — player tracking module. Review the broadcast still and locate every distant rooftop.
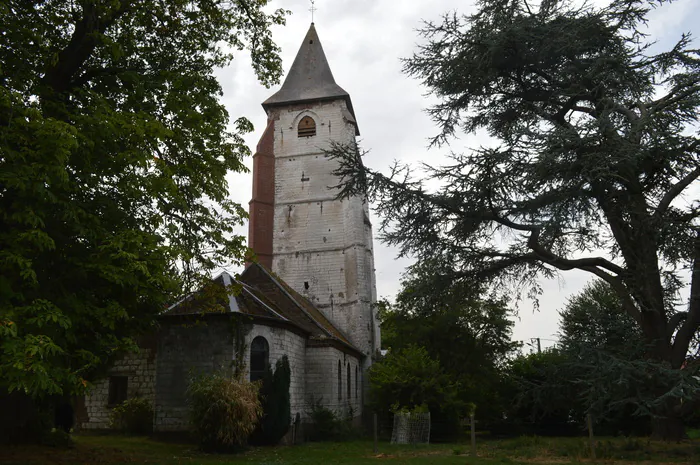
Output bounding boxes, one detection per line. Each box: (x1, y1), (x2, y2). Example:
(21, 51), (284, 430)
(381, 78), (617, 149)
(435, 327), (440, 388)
(263, 23), (358, 128)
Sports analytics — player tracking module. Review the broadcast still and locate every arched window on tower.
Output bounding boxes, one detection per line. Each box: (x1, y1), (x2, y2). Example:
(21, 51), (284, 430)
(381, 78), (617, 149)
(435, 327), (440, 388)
(298, 116), (316, 138)
(337, 360), (342, 401)
(250, 336), (269, 382)
(347, 363), (351, 400)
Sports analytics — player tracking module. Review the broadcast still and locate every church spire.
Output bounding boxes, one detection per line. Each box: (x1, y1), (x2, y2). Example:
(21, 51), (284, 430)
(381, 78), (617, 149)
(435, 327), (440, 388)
(262, 23), (355, 118)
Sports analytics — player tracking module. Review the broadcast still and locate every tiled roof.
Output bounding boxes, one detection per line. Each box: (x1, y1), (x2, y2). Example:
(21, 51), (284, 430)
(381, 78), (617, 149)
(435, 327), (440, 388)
(262, 23), (359, 134)
(162, 263), (360, 355)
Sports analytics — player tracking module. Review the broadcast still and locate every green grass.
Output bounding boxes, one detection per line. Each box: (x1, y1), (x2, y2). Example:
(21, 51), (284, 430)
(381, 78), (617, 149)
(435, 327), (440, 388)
(2, 434), (700, 464)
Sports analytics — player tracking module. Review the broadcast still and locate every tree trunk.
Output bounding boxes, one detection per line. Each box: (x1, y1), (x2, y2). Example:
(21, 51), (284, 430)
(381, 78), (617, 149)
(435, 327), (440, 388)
(651, 404), (685, 441)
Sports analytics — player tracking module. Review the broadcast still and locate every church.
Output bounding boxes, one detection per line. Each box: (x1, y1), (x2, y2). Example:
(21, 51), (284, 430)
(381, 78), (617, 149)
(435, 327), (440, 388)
(78, 23), (380, 433)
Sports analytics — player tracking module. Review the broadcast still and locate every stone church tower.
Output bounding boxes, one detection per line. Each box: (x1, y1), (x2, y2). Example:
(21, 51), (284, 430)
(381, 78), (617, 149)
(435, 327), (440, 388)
(249, 23), (379, 366)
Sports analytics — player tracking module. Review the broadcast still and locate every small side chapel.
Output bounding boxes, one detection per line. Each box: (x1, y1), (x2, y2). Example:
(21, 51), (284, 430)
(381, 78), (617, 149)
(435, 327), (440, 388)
(78, 23), (380, 432)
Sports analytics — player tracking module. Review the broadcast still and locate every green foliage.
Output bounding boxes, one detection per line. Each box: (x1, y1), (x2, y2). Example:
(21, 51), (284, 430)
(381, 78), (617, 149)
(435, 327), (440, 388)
(251, 355), (292, 445)
(378, 260), (519, 428)
(558, 280), (643, 356)
(109, 397), (153, 435)
(0, 0), (287, 407)
(502, 349), (579, 435)
(557, 281), (652, 435)
(304, 397), (355, 442)
(369, 345), (463, 441)
(504, 280), (700, 436)
(40, 429), (74, 448)
(329, 0), (700, 439)
(186, 372), (262, 450)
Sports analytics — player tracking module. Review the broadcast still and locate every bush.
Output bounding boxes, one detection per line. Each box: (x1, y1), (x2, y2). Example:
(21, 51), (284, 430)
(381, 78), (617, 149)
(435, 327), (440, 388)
(304, 397), (355, 441)
(250, 355), (292, 445)
(186, 371), (262, 450)
(41, 429), (74, 448)
(109, 397), (153, 435)
(369, 346), (463, 441)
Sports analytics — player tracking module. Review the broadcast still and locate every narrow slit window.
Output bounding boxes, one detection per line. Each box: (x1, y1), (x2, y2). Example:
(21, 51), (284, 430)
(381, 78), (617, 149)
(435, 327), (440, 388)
(347, 363), (351, 400)
(298, 116), (316, 138)
(337, 360), (342, 400)
(355, 365), (358, 399)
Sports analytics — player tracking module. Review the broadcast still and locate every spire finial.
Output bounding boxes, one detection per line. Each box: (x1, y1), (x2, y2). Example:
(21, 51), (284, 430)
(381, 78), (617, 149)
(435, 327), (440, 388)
(309, 0), (317, 23)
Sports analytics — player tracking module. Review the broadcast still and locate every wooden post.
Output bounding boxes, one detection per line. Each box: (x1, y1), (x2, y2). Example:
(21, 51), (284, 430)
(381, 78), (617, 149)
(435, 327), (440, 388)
(470, 413), (476, 457)
(587, 413), (595, 459)
(373, 413), (378, 454)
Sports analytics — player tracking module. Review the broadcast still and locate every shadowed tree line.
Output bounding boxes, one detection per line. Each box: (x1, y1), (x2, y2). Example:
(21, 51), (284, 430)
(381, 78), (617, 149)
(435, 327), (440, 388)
(331, 0), (700, 440)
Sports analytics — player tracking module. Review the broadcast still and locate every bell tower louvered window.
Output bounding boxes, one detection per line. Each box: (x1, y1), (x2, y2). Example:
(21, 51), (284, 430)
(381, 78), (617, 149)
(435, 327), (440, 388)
(298, 116), (316, 138)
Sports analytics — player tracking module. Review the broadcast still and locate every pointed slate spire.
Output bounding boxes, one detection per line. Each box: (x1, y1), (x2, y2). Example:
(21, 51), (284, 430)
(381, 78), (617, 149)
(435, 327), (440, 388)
(263, 23), (357, 120)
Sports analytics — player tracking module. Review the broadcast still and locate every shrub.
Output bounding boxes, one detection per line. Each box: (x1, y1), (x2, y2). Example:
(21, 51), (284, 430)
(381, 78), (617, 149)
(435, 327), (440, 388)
(41, 429), (74, 448)
(369, 346), (463, 441)
(305, 397), (355, 441)
(186, 371), (262, 450)
(250, 355), (292, 445)
(109, 397), (153, 435)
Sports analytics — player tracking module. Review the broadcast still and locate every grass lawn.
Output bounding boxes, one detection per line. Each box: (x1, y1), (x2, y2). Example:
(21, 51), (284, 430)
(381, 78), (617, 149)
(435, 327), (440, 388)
(2, 434), (700, 464)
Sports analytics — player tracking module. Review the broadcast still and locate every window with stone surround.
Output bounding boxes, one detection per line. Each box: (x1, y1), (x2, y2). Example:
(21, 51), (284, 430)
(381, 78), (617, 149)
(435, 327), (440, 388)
(346, 363), (351, 400)
(108, 376), (128, 406)
(250, 336), (269, 382)
(298, 116), (316, 138)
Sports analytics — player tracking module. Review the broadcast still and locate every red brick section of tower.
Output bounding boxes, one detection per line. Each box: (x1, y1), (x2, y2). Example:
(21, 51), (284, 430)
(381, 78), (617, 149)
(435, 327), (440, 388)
(247, 119), (275, 269)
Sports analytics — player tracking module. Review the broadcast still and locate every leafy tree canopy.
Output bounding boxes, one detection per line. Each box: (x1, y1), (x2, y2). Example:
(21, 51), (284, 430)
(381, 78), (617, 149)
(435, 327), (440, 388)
(558, 279), (643, 355)
(379, 259), (519, 423)
(0, 0), (287, 399)
(329, 0), (699, 438)
(508, 280), (699, 436)
(369, 345), (463, 440)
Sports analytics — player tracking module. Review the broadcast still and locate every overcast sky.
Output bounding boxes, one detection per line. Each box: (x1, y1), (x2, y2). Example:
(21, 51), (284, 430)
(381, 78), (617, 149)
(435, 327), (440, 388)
(216, 0), (700, 350)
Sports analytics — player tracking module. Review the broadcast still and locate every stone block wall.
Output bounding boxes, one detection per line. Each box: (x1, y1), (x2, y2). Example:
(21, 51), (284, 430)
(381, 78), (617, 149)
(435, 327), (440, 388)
(268, 99), (378, 361)
(305, 346), (361, 418)
(80, 346), (156, 430)
(243, 324), (307, 419)
(154, 316), (233, 432)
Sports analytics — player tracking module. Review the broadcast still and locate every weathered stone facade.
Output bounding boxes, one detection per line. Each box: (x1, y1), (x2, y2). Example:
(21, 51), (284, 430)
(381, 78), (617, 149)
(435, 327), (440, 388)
(80, 345), (156, 430)
(305, 345), (362, 416)
(154, 316), (233, 431)
(244, 323), (308, 418)
(267, 100), (379, 363)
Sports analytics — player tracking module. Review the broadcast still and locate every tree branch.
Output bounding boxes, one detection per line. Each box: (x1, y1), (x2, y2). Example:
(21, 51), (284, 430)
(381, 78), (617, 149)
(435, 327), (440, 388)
(653, 164), (700, 221)
(525, 228), (625, 275)
(42, 1), (132, 95)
